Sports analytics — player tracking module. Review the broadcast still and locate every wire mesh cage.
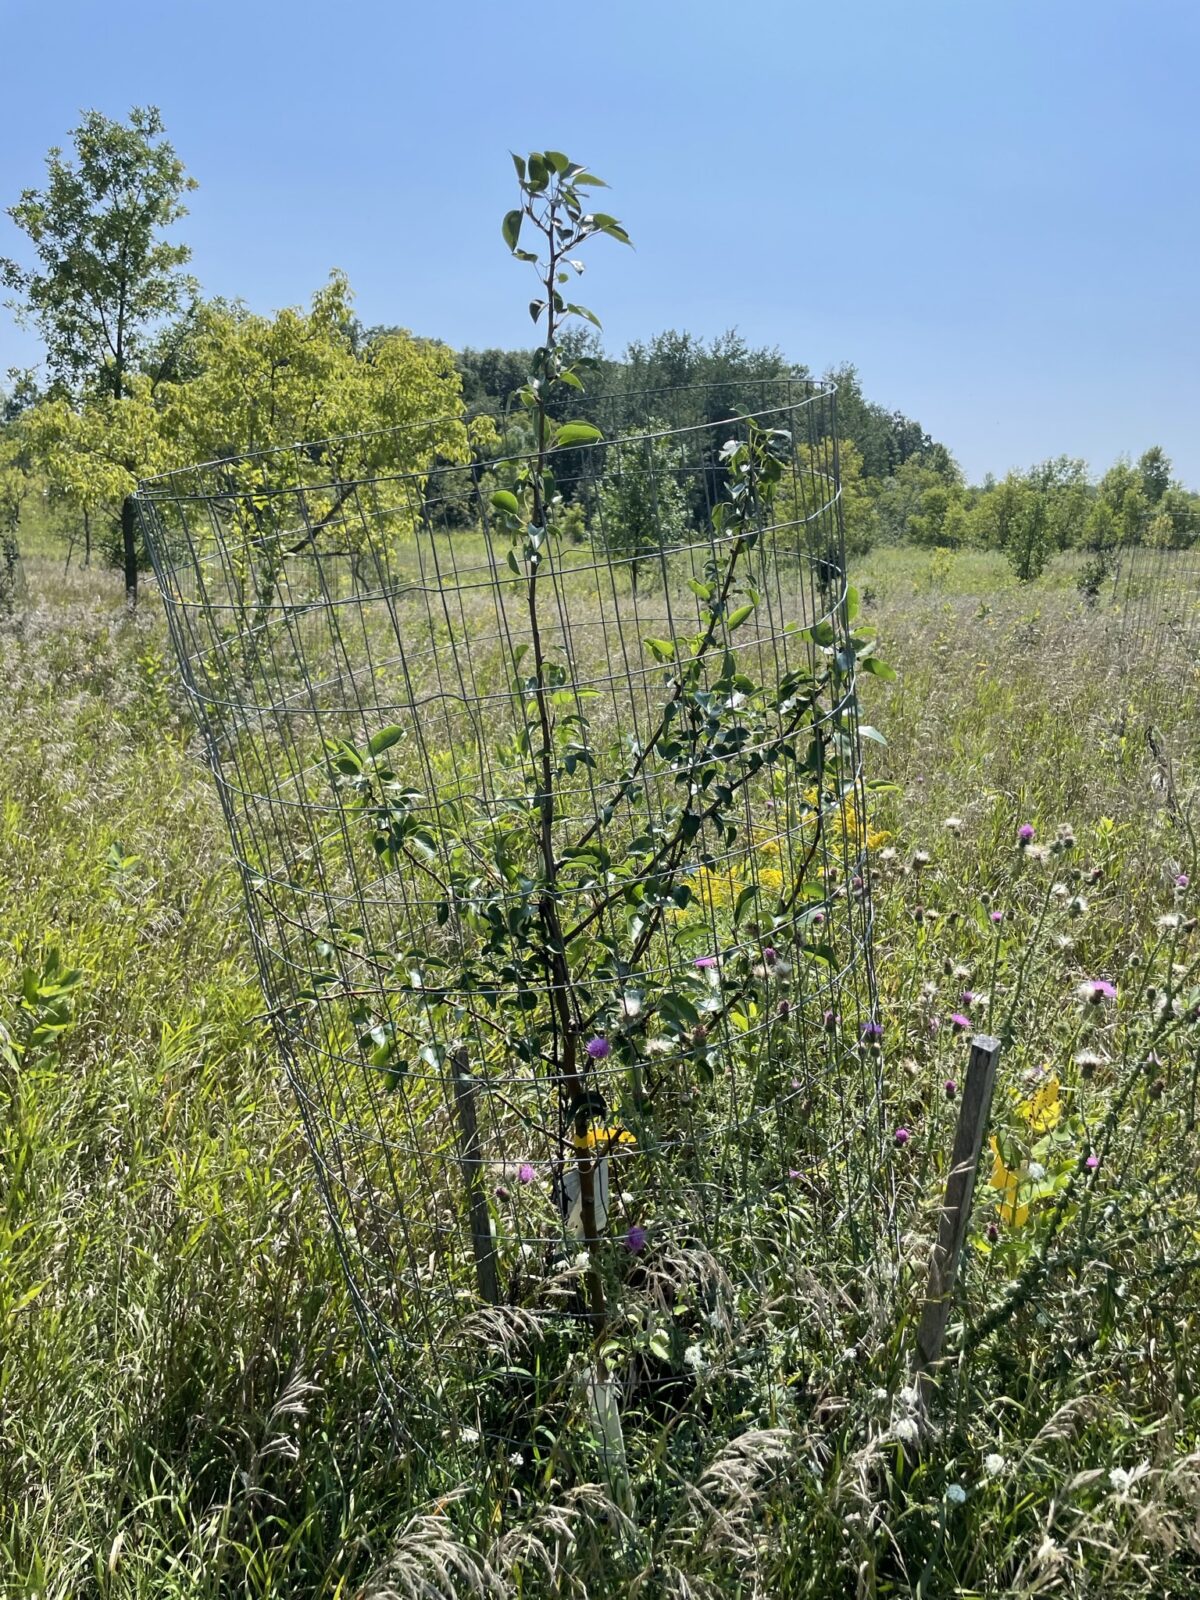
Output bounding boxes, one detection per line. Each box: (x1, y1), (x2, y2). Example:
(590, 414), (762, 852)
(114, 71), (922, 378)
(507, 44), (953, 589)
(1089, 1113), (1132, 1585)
(1115, 539), (1200, 753)
(136, 379), (887, 1459)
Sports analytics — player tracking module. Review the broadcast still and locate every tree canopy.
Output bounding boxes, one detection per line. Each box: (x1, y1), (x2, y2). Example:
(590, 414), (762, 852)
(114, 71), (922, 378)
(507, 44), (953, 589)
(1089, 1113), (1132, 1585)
(3, 108), (1197, 590)
(2, 106), (196, 400)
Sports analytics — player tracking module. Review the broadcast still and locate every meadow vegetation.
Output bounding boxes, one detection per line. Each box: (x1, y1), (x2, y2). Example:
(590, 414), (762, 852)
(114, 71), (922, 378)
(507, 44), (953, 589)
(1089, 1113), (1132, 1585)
(4, 538), (1200, 1596)
(5, 115), (1200, 1599)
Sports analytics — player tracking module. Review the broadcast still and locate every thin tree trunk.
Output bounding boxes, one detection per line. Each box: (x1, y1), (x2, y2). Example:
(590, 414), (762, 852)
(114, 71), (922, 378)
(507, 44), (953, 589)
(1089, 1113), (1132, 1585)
(122, 495), (137, 607)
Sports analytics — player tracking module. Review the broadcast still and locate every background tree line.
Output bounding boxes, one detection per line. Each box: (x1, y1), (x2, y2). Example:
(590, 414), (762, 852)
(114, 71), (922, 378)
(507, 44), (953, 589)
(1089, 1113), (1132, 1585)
(2, 107), (1196, 599)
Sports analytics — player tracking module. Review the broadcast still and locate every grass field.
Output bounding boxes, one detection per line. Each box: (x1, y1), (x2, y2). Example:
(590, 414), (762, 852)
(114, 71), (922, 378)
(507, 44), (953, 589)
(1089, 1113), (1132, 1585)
(3, 541), (1200, 1597)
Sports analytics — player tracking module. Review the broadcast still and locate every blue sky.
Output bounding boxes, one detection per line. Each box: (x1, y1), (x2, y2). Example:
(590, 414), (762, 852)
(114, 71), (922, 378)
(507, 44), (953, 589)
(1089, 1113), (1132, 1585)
(2, 0), (1197, 484)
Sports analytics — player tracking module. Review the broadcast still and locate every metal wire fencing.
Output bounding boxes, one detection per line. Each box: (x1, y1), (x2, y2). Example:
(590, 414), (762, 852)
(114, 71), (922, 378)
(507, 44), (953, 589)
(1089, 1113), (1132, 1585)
(136, 379), (888, 1459)
(1116, 539), (1200, 756)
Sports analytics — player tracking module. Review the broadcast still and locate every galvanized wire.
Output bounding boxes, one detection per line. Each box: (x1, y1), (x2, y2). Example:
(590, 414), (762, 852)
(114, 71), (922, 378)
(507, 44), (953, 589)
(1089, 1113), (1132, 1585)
(136, 379), (886, 1452)
(1115, 539), (1200, 750)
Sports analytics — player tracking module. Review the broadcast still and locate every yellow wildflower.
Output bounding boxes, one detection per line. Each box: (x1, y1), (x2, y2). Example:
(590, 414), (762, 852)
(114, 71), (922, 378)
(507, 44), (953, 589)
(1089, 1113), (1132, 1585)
(989, 1137), (1031, 1228)
(1019, 1076), (1061, 1134)
(572, 1124), (637, 1152)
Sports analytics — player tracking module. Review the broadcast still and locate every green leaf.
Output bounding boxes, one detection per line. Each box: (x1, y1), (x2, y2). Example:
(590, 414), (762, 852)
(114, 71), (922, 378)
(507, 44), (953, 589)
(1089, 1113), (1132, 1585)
(527, 154), (549, 192)
(643, 637), (676, 663)
(845, 586), (860, 623)
(565, 302), (603, 329)
(727, 602), (756, 630)
(528, 299), (545, 322)
(588, 212), (631, 245)
(553, 421), (603, 448)
(326, 739), (363, 776)
(502, 209), (523, 250)
(858, 724), (888, 745)
(491, 490), (520, 515)
(511, 153), (526, 183)
(734, 882), (759, 926)
(660, 990), (701, 1030)
(796, 619), (837, 647)
(544, 150), (570, 174)
(367, 725), (405, 757)
(859, 656), (897, 682)
(793, 881), (826, 903)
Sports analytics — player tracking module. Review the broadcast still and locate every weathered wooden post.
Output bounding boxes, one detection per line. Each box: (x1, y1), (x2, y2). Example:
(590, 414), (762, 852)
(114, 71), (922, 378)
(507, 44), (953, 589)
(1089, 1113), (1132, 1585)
(913, 1033), (1002, 1418)
(450, 1052), (500, 1306)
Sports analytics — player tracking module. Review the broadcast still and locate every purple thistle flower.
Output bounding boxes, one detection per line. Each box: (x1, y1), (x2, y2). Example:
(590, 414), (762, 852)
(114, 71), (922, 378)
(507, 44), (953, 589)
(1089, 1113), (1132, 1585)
(625, 1224), (647, 1253)
(1083, 979), (1117, 1005)
(518, 1162), (535, 1185)
(950, 1012), (971, 1032)
(1018, 823), (1035, 845)
(990, 910), (1004, 925)
(960, 990), (974, 1007)
(823, 1009), (838, 1032)
(861, 1018), (884, 1042)
(787, 1167), (802, 1180)
(894, 1127), (911, 1146)
(1177, 874), (1190, 890)
(694, 955), (718, 970)
(586, 1036), (611, 1059)
(944, 1078), (957, 1098)
(762, 946), (778, 965)
(986, 1221), (1001, 1243)
(1085, 1153), (1100, 1171)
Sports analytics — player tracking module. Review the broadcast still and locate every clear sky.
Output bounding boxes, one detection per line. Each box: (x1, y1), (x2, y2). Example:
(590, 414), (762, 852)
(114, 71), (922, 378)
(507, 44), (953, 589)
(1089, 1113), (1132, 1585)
(1, 0), (1197, 484)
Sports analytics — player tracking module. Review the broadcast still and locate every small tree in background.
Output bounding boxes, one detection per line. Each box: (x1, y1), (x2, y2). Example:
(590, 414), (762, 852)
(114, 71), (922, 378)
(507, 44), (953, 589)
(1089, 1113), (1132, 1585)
(595, 423), (690, 597)
(2, 107), (196, 599)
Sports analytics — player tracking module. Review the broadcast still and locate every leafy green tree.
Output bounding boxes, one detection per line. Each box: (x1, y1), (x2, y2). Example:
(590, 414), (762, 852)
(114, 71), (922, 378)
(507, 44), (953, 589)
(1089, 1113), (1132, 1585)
(1008, 488), (1050, 581)
(2, 107), (196, 595)
(1147, 486), (1199, 549)
(23, 276), (474, 577)
(872, 456), (963, 544)
(968, 472), (1031, 554)
(831, 365), (954, 477)
(0, 422), (32, 537)
(1077, 497), (1118, 598)
(595, 422), (690, 597)
(1138, 445), (1171, 507)
(1098, 460), (1149, 544)
(1029, 456), (1092, 549)
(2, 107), (196, 398)
(170, 274), (470, 472)
(19, 372), (175, 535)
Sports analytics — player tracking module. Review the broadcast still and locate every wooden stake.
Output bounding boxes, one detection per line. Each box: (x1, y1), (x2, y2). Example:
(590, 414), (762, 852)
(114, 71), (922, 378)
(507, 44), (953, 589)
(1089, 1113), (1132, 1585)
(913, 1032), (1002, 1415)
(450, 1052), (500, 1306)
